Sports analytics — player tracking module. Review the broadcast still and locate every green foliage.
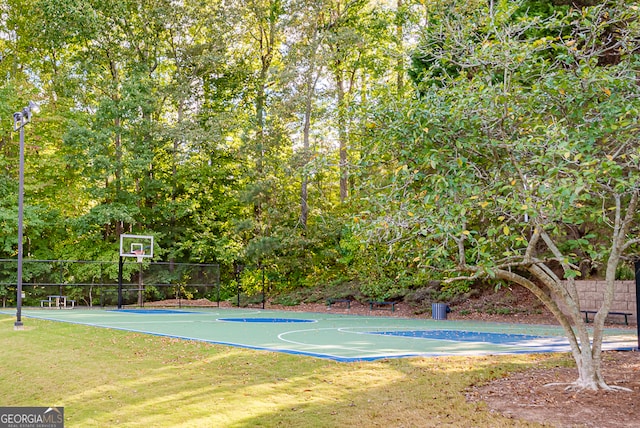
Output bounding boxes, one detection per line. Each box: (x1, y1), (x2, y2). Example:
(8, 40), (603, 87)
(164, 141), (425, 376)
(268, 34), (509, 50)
(359, 277), (399, 301)
(615, 263), (635, 281)
(486, 307), (514, 316)
(2, 0), (636, 392)
(269, 294), (300, 307)
(357, 0), (640, 285)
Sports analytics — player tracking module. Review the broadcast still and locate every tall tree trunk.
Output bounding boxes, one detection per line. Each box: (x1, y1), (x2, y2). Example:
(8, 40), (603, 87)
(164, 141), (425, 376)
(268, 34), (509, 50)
(300, 32), (321, 229)
(336, 72), (348, 202)
(255, 75), (266, 221)
(300, 112), (310, 228)
(109, 57), (124, 238)
(396, 0), (404, 97)
(253, 0), (278, 225)
(169, 99), (183, 265)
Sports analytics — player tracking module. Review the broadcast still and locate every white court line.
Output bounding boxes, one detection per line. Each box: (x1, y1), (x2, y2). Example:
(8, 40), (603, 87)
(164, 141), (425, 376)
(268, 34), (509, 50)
(277, 327), (390, 352)
(275, 326), (476, 353)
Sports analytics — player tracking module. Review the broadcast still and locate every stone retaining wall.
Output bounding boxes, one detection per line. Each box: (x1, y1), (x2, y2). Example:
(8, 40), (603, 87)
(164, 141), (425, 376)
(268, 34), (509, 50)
(558, 281), (637, 325)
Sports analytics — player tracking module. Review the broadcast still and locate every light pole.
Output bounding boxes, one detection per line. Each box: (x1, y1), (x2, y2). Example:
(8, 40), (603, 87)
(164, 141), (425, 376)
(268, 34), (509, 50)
(12, 101), (39, 330)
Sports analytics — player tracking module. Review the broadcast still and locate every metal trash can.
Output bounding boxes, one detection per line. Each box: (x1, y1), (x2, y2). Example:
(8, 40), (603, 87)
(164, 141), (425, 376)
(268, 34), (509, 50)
(432, 303), (449, 320)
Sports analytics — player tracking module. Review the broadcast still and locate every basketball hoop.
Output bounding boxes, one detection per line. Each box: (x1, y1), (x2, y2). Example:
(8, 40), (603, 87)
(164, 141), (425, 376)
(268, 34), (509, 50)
(132, 250), (145, 263)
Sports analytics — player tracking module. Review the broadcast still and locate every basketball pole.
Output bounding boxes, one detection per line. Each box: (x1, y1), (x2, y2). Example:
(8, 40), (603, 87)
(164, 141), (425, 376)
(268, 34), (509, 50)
(118, 256), (124, 309)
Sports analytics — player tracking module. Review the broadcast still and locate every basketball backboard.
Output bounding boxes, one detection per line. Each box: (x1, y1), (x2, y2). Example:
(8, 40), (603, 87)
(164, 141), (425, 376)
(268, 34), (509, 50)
(119, 234), (154, 262)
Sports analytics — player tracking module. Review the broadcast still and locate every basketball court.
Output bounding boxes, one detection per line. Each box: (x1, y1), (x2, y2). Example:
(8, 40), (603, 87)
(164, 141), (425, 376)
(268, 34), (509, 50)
(4, 307), (636, 362)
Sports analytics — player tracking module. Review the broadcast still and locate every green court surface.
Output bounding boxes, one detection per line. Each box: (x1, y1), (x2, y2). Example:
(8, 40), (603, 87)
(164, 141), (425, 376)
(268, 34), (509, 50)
(5, 308), (637, 362)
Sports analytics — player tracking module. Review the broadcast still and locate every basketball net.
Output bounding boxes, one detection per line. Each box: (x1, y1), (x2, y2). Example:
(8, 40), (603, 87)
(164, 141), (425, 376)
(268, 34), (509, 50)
(132, 250), (145, 263)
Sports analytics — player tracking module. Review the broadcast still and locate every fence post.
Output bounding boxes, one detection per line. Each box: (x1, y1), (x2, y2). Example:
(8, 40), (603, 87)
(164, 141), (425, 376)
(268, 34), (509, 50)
(635, 260), (640, 351)
(59, 260), (64, 297)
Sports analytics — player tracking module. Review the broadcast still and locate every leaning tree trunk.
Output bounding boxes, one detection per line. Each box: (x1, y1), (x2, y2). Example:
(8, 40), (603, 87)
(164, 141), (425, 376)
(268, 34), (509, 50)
(501, 266), (609, 390)
(528, 192), (637, 391)
(466, 224), (624, 391)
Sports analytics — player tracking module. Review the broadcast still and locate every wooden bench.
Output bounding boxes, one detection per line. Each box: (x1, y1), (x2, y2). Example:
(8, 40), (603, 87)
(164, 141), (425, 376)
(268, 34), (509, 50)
(326, 298), (351, 309)
(581, 310), (632, 325)
(369, 301), (396, 312)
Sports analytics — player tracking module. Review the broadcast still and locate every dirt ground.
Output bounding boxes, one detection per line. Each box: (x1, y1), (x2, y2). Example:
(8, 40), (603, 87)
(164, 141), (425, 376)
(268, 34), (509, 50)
(147, 290), (640, 427)
(466, 350), (640, 428)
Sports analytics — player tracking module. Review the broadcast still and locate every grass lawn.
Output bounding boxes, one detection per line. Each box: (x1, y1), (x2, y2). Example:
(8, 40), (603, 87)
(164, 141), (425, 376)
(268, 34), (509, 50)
(0, 314), (571, 427)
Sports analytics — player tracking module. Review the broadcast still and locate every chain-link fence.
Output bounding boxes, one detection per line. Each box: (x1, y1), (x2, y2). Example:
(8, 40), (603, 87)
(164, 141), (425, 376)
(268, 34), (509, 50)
(0, 259), (224, 308)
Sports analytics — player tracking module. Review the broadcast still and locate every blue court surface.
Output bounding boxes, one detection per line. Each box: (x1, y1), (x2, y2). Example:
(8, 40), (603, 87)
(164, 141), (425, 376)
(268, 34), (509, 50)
(4, 307), (636, 362)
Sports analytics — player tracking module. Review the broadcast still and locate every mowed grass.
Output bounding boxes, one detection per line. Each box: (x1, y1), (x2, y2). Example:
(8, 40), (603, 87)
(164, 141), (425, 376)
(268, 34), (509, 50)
(0, 314), (569, 427)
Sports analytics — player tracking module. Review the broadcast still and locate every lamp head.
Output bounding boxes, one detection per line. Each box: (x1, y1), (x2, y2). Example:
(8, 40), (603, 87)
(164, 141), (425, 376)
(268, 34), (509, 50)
(28, 101), (40, 115)
(13, 101), (39, 130)
(13, 111), (23, 130)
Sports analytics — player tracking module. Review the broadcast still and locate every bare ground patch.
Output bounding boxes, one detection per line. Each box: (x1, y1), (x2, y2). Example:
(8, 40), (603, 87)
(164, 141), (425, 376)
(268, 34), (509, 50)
(466, 351), (640, 428)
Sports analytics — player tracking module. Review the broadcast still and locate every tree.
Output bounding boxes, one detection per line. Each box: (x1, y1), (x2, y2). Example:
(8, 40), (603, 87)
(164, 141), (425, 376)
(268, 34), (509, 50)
(285, 0), (326, 229)
(357, 0), (640, 390)
(322, 0), (373, 202)
(0, 0), (75, 263)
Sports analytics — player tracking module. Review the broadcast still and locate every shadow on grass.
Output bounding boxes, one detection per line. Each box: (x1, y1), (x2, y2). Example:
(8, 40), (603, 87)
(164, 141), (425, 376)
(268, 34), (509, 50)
(230, 355), (564, 428)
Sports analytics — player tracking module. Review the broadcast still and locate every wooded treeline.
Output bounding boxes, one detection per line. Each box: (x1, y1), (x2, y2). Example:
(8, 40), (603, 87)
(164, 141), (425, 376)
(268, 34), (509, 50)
(1, 0), (638, 304)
